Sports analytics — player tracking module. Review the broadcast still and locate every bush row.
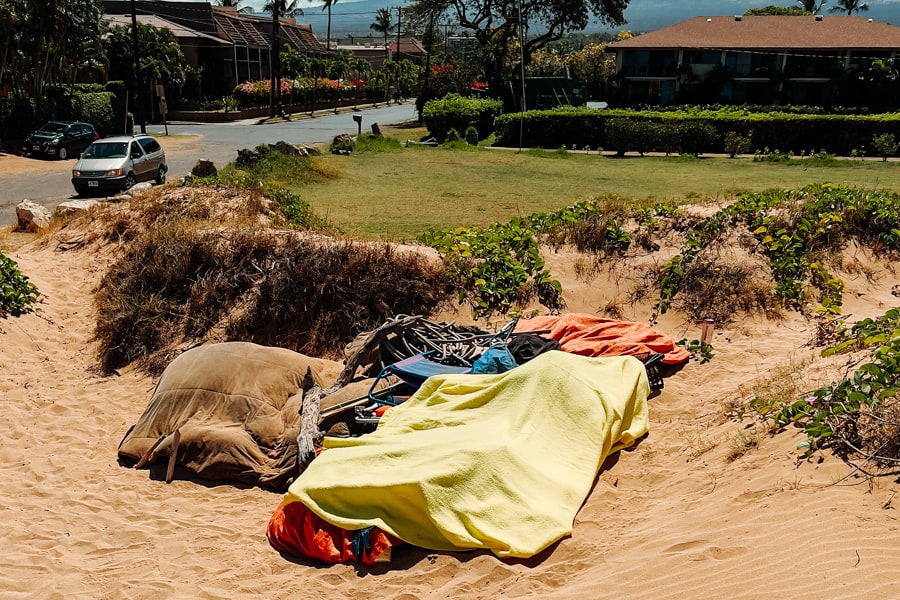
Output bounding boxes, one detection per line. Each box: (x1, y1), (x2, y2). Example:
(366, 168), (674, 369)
(0, 82), (131, 143)
(422, 94), (504, 143)
(493, 107), (900, 156)
(231, 78), (370, 110)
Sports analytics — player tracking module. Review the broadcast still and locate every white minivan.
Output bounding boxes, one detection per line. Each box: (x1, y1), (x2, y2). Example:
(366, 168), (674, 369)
(72, 134), (168, 196)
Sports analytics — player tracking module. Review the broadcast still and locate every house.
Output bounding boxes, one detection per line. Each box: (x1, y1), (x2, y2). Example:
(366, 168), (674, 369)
(607, 15), (900, 106)
(103, 1), (326, 96)
(390, 37), (429, 66)
(334, 35), (391, 71)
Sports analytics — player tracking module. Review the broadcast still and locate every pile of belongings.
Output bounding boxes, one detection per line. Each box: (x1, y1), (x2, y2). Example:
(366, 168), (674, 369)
(116, 313), (690, 563)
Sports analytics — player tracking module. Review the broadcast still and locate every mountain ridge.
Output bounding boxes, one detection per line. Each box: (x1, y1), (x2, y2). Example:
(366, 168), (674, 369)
(237, 0), (900, 36)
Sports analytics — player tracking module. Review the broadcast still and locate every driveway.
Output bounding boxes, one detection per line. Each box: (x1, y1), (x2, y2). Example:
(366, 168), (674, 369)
(1, 102), (419, 228)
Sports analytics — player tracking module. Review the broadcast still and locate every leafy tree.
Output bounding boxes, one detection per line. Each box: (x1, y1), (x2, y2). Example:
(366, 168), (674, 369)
(566, 43), (616, 99)
(281, 45), (310, 78)
(370, 7), (394, 58)
(3, 0), (106, 95)
(526, 49), (567, 77)
(406, 0), (629, 107)
(829, 0), (868, 14)
(104, 23), (189, 96)
(744, 5), (808, 15)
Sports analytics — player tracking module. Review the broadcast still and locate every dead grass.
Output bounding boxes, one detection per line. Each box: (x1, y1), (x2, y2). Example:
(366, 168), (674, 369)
(86, 186), (452, 374)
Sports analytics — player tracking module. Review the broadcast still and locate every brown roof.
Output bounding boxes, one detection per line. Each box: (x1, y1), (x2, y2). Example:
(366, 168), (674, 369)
(106, 13), (230, 45)
(212, 7), (269, 47)
(609, 15), (900, 51)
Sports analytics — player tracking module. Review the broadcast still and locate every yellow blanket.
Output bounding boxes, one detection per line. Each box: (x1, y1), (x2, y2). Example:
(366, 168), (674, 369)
(281, 350), (649, 558)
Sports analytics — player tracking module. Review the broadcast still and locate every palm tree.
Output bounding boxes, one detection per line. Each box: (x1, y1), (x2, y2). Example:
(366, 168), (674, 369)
(797, 0), (827, 13)
(370, 7), (393, 58)
(323, 0), (339, 50)
(828, 0), (868, 15)
(263, 0), (304, 117)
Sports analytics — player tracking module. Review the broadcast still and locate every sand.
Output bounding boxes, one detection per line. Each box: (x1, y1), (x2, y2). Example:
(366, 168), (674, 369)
(2, 199), (899, 599)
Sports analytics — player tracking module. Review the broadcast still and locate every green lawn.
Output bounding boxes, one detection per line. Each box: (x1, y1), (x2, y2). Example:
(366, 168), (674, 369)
(285, 141), (900, 241)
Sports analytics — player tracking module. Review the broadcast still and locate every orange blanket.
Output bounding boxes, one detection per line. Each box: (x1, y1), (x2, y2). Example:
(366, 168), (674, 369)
(268, 500), (400, 565)
(514, 314), (690, 365)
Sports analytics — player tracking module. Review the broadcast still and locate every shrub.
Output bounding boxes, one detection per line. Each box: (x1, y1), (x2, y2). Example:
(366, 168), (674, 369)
(724, 131), (752, 158)
(873, 133), (898, 161)
(0, 251), (40, 317)
(676, 120), (718, 156)
(465, 125), (479, 145)
(422, 93), (503, 143)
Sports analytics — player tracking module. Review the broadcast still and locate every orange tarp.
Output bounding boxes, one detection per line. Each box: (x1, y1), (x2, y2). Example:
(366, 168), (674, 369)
(514, 314), (690, 365)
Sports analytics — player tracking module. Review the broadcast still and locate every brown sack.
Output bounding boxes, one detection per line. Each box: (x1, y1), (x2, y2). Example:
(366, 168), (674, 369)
(118, 342), (345, 490)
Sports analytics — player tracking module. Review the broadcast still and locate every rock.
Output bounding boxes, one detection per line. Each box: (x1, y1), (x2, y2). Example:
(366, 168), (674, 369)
(55, 199), (100, 216)
(268, 141), (304, 156)
(236, 147), (261, 168)
(191, 159), (218, 178)
(15, 199), (51, 232)
(129, 182), (153, 195)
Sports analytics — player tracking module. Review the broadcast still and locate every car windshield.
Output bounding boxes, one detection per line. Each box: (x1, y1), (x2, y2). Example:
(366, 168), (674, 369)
(39, 122), (69, 134)
(82, 142), (128, 159)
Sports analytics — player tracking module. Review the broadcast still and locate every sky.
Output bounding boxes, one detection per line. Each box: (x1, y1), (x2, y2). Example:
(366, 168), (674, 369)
(168, 0), (900, 34)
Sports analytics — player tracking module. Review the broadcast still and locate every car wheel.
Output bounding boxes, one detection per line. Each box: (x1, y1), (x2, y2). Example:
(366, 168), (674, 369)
(58, 146), (68, 160)
(155, 166), (166, 185)
(123, 173), (136, 191)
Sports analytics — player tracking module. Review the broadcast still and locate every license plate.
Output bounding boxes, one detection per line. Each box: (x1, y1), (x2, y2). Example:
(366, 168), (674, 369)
(88, 181), (98, 187)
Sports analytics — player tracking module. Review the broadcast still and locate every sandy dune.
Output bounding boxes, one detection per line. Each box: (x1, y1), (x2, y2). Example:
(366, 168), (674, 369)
(1, 217), (899, 599)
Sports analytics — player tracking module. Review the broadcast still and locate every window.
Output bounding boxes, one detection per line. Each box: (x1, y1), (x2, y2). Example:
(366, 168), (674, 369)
(130, 141), (143, 157)
(138, 138), (161, 154)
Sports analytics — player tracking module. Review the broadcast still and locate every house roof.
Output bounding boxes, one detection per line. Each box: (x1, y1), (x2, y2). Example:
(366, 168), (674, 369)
(103, 1), (325, 52)
(103, 1), (220, 36)
(609, 15), (900, 51)
(212, 7), (269, 47)
(105, 13), (230, 45)
(390, 38), (427, 56)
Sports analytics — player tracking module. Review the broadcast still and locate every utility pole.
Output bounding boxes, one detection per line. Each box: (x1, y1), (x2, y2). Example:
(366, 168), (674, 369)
(129, 0), (146, 134)
(396, 7), (402, 61)
(270, 5), (280, 118)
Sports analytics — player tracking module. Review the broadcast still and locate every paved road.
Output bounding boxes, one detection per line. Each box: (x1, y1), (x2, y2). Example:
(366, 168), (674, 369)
(1, 102), (418, 228)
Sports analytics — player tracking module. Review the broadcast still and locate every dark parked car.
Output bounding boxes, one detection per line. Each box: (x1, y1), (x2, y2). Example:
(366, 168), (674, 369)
(24, 120), (98, 160)
(71, 134), (168, 195)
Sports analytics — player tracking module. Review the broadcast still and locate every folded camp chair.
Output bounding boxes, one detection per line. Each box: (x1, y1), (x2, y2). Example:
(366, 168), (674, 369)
(356, 353), (472, 425)
(640, 352), (665, 392)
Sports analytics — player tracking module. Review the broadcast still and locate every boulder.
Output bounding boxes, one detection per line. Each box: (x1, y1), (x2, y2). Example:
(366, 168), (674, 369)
(15, 200), (51, 232)
(191, 159), (218, 178)
(55, 199), (101, 216)
(129, 182), (153, 196)
(236, 147), (262, 168)
(269, 141), (304, 156)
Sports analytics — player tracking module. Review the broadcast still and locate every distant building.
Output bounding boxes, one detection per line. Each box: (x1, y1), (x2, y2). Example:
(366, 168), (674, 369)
(608, 15), (900, 106)
(103, 0), (326, 96)
(334, 35), (390, 70)
(390, 38), (429, 66)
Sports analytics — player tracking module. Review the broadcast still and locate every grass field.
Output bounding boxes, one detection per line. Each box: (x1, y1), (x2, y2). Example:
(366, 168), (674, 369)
(243, 126), (900, 241)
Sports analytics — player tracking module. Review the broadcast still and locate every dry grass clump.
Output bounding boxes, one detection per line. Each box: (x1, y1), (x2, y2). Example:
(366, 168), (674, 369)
(833, 394), (900, 473)
(91, 187), (452, 374)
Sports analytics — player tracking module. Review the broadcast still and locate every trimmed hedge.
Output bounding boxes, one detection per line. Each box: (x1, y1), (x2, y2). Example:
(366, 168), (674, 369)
(493, 107), (900, 156)
(422, 94), (504, 143)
